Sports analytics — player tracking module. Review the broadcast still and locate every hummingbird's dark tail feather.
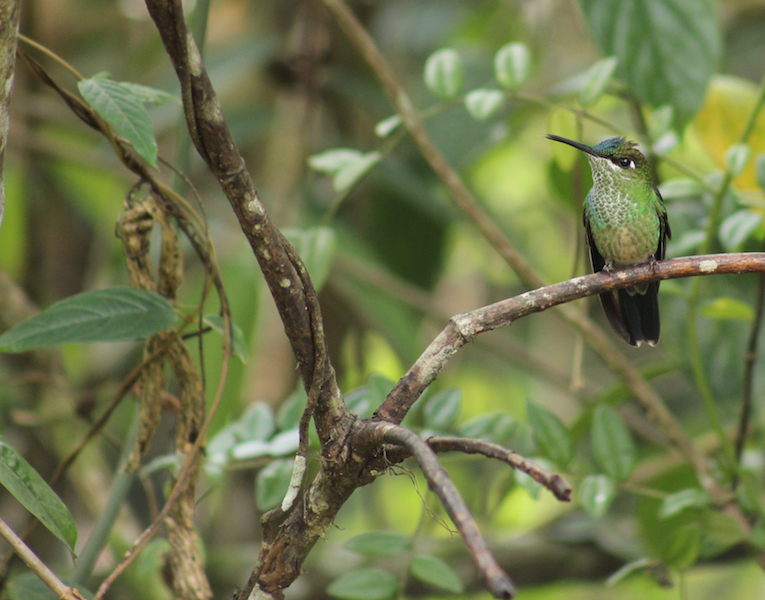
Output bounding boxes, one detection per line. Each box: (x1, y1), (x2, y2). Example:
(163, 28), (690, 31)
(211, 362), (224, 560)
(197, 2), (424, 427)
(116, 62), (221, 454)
(598, 283), (661, 347)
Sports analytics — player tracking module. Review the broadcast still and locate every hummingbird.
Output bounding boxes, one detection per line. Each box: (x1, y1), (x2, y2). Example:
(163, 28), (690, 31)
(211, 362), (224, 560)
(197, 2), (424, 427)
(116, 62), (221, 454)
(546, 135), (671, 347)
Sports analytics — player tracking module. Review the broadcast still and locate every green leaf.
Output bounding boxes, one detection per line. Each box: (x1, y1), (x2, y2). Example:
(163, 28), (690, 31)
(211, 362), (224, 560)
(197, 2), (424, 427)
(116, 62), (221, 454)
(701, 297), (754, 321)
(526, 400), (573, 467)
(579, 0), (720, 127)
(276, 386), (307, 431)
(659, 489), (710, 519)
(578, 56), (618, 107)
(591, 405), (636, 481)
(0, 440), (77, 551)
(374, 115), (402, 138)
(365, 372), (396, 409)
(424, 48), (464, 100)
(0, 288), (177, 353)
(649, 105), (675, 140)
(117, 82), (180, 105)
(78, 77), (158, 166)
(255, 458), (294, 511)
(459, 412), (517, 446)
(494, 42), (531, 90)
(423, 389), (461, 431)
(605, 557), (652, 586)
(662, 523), (701, 569)
(307, 149), (381, 194)
(327, 569), (399, 600)
(579, 474), (617, 519)
(719, 209), (763, 252)
(465, 89), (505, 121)
(756, 153), (765, 191)
(283, 227), (337, 291)
(203, 314), (249, 363)
(8, 573), (94, 600)
(725, 144), (751, 177)
(409, 554), (464, 593)
(658, 179), (705, 200)
(344, 531), (411, 556)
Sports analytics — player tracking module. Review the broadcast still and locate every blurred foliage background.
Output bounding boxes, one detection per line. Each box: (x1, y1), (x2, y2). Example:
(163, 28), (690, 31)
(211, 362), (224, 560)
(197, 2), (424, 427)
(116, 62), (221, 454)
(2, 0), (765, 599)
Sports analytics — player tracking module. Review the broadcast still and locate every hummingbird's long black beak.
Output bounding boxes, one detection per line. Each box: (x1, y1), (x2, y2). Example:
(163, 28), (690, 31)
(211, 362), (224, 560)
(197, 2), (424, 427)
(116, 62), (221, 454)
(546, 134), (597, 156)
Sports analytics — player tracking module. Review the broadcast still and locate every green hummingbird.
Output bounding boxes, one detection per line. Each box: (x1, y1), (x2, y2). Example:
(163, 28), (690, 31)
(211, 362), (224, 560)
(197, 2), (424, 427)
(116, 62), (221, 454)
(546, 135), (671, 347)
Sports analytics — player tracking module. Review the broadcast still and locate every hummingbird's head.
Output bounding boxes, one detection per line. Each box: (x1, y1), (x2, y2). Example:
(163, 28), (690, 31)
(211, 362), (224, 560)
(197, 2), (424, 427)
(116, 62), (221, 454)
(546, 135), (652, 188)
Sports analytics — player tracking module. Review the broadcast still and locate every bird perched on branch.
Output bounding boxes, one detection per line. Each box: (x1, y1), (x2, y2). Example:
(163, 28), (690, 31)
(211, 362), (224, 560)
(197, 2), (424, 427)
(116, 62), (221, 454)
(546, 134), (671, 347)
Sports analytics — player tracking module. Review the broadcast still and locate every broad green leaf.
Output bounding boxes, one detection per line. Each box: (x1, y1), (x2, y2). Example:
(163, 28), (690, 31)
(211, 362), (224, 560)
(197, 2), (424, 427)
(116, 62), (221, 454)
(701, 511), (746, 556)
(579, 474), (616, 519)
(725, 144), (751, 177)
(327, 569), (399, 600)
(649, 105), (675, 140)
(276, 386), (307, 431)
(662, 523), (701, 569)
(659, 489), (710, 519)
(701, 297), (754, 321)
(606, 557), (652, 586)
(365, 373), (396, 409)
(459, 412), (517, 446)
(203, 314), (249, 363)
(308, 149), (382, 194)
(526, 400), (573, 467)
(255, 458), (294, 511)
(719, 209), (763, 252)
(238, 402), (276, 442)
(7, 573), (94, 600)
(308, 148), (365, 174)
(424, 48), (464, 100)
(465, 89), (505, 121)
(118, 82), (180, 105)
(591, 405), (636, 481)
(494, 42), (531, 90)
(423, 389), (461, 431)
(409, 554), (464, 593)
(344, 531), (411, 556)
(579, 0), (720, 127)
(283, 227), (337, 291)
(375, 115), (401, 138)
(0, 287), (177, 353)
(343, 387), (372, 419)
(578, 56), (618, 107)
(657, 179), (705, 200)
(78, 77), (158, 166)
(0, 440), (77, 551)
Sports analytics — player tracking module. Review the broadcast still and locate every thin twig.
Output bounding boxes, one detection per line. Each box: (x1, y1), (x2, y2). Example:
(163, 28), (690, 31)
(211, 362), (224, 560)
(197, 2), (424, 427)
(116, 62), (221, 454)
(379, 423), (516, 599)
(426, 437), (571, 502)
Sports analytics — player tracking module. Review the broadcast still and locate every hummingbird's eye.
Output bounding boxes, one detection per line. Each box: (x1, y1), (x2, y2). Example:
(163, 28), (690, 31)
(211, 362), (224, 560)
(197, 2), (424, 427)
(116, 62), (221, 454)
(617, 157), (634, 169)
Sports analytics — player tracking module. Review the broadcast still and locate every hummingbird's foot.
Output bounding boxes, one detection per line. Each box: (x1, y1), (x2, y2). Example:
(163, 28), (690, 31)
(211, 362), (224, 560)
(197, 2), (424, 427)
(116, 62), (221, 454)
(603, 261), (614, 273)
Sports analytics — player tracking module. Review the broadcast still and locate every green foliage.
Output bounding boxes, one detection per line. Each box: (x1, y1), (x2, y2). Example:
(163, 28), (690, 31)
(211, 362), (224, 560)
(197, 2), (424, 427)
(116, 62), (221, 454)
(408, 554), (464, 593)
(578, 56), (618, 107)
(255, 458), (295, 511)
(590, 405), (636, 481)
(0, 288), (177, 352)
(0, 440), (77, 551)
(578, 474), (617, 519)
(578, 0), (720, 127)
(494, 42), (531, 91)
(526, 400), (573, 468)
(327, 569), (399, 600)
(344, 531), (411, 556)
(203, 314), (249, 362)
(423, 48), (464, 100)
(78, 76), (160, 166)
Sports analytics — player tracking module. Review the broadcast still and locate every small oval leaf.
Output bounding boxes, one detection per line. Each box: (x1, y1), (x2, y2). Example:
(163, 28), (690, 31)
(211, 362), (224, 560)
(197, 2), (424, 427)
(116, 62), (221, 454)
(0, 288), (177, 352)
(375, 115), (402, 138)
(255, 458), (294, 511)
(659, 489), (710, 519)
(424, 49), (464, 100)
(423, 389), (461, 431)
(465, 89), (505, 121)
(591, 405), (636, 481)
(327, 569), (399, 600)
(719, 209), (763, 252)
(344, 531), (411, 556)
(409, 554), (464, 593)
(725, 144), (751, 177)
(526, 400), (573, 467)
(203, 315), (249, 363)
(494, 43), (531, 91)
(579, 474), (616, 519)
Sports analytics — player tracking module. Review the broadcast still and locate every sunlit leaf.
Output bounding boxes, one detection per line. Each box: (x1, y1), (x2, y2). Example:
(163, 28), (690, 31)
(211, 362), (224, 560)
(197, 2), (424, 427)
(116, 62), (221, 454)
(424, 48), (464, 100)
(662, 523), (701, 569)
(658, 179), (705, 200)
(327, 569), (399, 600)
(719, 209), (763, 251)
(659, 489), (710, 519)
(579, 0), (720, 127)
(701, 297), (754, 321)
(579, 474), (616, 519)
(374, 115), (401, 138)
(255, 458), (294, 511)
(344, 531), (411, 556)
(459, 412), (517, 446)
(494, 42), (531, 91)
(465, 89), (505, 121)
(283, 227), (337, 291)
(725, 144), (751, 178)
(578, 56), (618, 107)
(78, 77), (158, 166)
(526, 400), (573, 467)
(0, 288), (177, 352)
(409, 554), (464, 593)
(0, 440), (77, 551)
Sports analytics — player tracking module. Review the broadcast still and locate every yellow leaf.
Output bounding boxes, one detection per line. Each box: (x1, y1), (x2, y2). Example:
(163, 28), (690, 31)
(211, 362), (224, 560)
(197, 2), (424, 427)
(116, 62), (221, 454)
(694, 75), (765, 190)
